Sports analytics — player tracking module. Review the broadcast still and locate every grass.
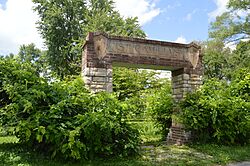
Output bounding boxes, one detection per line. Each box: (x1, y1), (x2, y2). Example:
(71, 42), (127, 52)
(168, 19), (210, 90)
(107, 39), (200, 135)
(0, 136), (249, 166)
(128, 120), (162, 143)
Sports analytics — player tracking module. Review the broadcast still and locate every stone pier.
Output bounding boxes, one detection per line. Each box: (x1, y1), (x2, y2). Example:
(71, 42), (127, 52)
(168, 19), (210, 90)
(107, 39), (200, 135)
(167, 72), (202, 144)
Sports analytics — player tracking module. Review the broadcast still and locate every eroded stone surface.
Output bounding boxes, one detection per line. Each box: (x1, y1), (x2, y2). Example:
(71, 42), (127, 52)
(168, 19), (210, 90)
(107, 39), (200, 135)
(92, 33), (201, 69)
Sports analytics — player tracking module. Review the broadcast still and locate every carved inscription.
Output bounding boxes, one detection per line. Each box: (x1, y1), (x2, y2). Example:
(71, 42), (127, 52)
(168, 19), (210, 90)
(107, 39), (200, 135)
(107, 40), (187, 60)
(93, 35), (200, 68)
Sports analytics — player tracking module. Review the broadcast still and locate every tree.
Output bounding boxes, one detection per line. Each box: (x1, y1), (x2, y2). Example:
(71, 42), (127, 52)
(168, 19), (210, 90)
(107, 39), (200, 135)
(232, 40), (250, 69)
(203, 39), (249, 81)
(33, 0), (145, 78)
(113, 68), (165, 101)
(204, 0), (250, 80)
(18, 43), (41, 63)
(85, 0), (145, 38)
(209, 0), (250, 43)
(202, 40), (232, 80)
(33, 0), (87, 78)
(17, 43), (51, 78)
(228, 0), (250, 10)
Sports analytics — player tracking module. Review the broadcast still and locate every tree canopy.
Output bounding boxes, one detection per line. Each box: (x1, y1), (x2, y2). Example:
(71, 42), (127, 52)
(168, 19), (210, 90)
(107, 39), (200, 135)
(33, 0), (145, 79)
(209, 0), (250, 43)
(204, 0), (250, 80)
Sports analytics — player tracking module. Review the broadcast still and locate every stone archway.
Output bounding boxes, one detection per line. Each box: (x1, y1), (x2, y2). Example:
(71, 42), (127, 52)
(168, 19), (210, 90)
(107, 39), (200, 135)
(82, 32), (203, 144)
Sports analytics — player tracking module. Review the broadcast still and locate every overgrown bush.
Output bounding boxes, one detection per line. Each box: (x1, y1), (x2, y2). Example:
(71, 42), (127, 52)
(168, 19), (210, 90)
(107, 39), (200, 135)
(147, 81), (173, 139)
(113, 67), (174, 140)
(180, 69), (250, 144)
(0, 58), (140, 160)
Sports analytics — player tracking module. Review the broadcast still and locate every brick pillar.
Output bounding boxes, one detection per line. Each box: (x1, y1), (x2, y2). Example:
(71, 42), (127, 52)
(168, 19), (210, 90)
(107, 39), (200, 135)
(82, 67), (113, 93)
(82, 33), (113, 93)
(167, 70), (202, 145)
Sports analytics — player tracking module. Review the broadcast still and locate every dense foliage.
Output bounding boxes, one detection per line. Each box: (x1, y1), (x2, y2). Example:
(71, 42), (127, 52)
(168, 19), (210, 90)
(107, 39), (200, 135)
(0, 58), (140, 160)
(147, 82), (173, 138)
(113, 68), (163, 118)
(113, 67), (173, 139)
(180, 69), (250, 144)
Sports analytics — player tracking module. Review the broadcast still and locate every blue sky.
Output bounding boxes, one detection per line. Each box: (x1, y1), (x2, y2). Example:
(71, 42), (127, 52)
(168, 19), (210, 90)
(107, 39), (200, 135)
(0, 0), (6, 8)
(142, 0), (216, 42)
(0, 0), (228, 55)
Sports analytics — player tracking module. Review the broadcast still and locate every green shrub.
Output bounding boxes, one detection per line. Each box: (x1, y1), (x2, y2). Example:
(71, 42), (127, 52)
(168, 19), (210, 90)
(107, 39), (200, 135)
(113, 67), (174, 139)
(180, 70), (250, 144)
(147, 82), (173, 139)
(0, 58), (140, 160)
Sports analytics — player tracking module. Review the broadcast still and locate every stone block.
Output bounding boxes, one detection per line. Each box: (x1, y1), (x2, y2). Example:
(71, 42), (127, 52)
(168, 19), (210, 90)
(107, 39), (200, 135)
(83, 76), (92, 84)
(84, 67), (109, 77)
(91, 71), (108, 77)
(92, 76), (106, 82)
(171, 121), (185, 128)
(90, 84), (106, 89)
(107, 69), (112, 77)
(90, 81), (107, 85)
(173, 88), (181, 95)
(107, 77), (113, 83)
(182, 88), (190, 93)
(92, 88), (105, 93)
(106, 83), (113, 92)
(83, 67), (91, 75)
(190, 81), (201, 85)
(190, 74), (199, 78)
(172, 75), (182, 82)
(95, 68), (107, 73)
(191, 77), (202, 81)
(182, 84), (190, 88)
(182, 74), (190, 80)
(173, 94), (182, 99)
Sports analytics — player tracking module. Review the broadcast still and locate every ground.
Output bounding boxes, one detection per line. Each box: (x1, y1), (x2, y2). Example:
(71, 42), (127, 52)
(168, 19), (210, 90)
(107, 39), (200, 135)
(0, 136), (249, 166)
(228, 162), (250, 166)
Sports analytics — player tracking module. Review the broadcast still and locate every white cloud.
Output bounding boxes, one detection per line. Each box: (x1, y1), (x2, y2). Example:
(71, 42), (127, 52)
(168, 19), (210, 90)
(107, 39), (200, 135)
(235, 9), (250, 18)
(225, 39), (250, 50)
(174, 36), (188, 44)
(184, 10), (197, 21)
(0, 0), (161, 55)
(0, 0), (44, 55)
(225, 42), (236, 50)
(208, 0), (229, 20)
(114, 0), (160, 25)
(185, 13), (192, 21)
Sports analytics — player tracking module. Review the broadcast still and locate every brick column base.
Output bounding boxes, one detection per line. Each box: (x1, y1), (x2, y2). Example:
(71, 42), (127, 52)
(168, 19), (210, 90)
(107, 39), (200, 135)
(167, 121), (191, 145)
